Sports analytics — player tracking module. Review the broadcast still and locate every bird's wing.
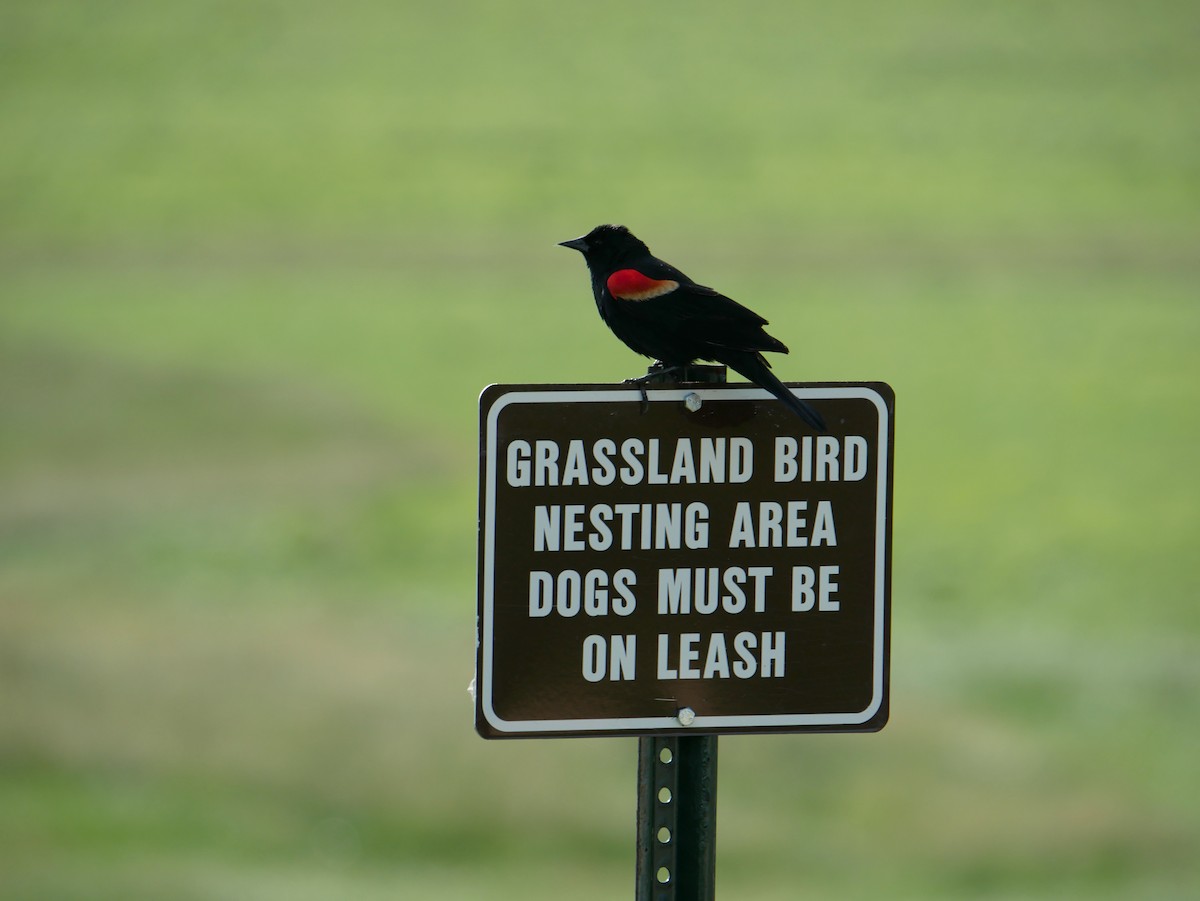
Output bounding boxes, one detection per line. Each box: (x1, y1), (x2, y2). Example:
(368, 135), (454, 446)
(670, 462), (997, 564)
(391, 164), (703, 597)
(606, 268), (682, 301)
(611, 277), (789, 356)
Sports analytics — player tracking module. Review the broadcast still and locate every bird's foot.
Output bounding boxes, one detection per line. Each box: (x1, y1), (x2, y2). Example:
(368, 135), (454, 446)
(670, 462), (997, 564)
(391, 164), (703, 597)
(622, 374), (652, 412)
(623, 363), (685, 413)
(623, 363), (727, 413)
(624, 362), (689, 386)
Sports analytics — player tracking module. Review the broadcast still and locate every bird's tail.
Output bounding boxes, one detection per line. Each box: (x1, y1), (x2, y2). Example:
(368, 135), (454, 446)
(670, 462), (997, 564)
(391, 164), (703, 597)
(720, 351), (827, 432)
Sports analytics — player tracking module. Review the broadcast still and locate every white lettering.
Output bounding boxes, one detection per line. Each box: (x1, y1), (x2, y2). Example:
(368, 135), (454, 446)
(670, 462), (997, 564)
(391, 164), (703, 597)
(588, 504), (613, 550)
(581, 635), (637, 682)
(758, 501), (783, 548)
(528, 569), (640, 617)
(507, 440), (531, 487)
(563, 504), (585, 551)
(583, 569), (608, 616)
(556, 570), (581, 617)
(562, 440), (588, 486)
(791, 565), (840, 612)
(535, 440), (559, 486)
(775, 436), (798, 482)
(815, 436), (838, 481)
(748, 567), (772, 612)
(610, 634), (636, 680)
(592, 438), (617, 485)
(670, 440), (697, 483)
(729, 502), (755, 548)
(722, 567), (747, 613)
(659, 568), (690, 615)
(730, 437), (753, 483)
(733, 633), (757, 678)
(506, 436), (800, 486)
(844, 436), (868, 481)
(703, 633), (730, 679)
(647, 439), (669, 484)
(581, 635), (605, 682)
(811, 500), (837, 547)
(786, 500), (808, 547)
(761, 631), (785, 677)
(534, 505), (559, 552)
(657, 633), (677, 679)
(612, 569), (637, 615)
(679, 633), (701, 679)
(820, 565), (840, 611)
(694, 567), (718, 614)
(529, 571), (552, 616)
(620, 438), (644, 484)
(686, 502), (709, 549)
(655, 502), (681, 549)
(699, 438), (725, 482)
(728, 501), (832, 548)
(656, 631), (785, 680)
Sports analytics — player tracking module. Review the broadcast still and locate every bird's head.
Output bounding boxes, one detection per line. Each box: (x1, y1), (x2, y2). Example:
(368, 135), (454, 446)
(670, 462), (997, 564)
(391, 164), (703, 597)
(558, 224), (649, 270)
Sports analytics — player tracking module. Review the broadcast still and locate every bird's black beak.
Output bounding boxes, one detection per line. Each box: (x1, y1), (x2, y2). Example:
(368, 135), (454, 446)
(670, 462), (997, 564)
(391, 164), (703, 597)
(558, 236), (589, 253)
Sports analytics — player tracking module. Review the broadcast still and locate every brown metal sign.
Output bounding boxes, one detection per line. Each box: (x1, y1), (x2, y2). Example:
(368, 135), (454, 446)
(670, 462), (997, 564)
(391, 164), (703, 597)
(476, 382), (893, 738)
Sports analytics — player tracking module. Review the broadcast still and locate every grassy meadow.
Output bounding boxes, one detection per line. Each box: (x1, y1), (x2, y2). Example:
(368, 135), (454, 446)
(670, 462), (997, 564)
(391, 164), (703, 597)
(2, 1), (1198, 898)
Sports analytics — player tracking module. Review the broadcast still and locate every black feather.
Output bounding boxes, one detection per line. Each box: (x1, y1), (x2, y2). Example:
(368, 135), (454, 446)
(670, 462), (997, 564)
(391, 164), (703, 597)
(717, 350), (827, 432)
(560, 224), (826, 432)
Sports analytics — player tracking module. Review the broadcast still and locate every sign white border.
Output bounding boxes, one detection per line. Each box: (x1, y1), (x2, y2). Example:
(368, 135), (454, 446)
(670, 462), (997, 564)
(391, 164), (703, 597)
(480, 385), (890, 735)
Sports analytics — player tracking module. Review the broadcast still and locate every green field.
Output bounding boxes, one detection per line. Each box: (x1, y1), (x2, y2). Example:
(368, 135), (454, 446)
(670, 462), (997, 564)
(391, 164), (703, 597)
(2, 1), (1198, 898)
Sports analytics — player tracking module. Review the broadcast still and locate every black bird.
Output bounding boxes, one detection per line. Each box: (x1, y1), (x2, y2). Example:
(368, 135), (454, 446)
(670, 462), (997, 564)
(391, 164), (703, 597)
(559, 224), (826, 431)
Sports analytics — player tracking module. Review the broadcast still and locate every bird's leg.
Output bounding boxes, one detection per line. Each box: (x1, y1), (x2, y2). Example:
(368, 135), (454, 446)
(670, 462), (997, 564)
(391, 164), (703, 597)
(625, 362), (690, 385)
(648, 361), (691, 381)
(622, 361), (677, 413)
(624, 362), (706, 413)
(623, 373), (652, 413)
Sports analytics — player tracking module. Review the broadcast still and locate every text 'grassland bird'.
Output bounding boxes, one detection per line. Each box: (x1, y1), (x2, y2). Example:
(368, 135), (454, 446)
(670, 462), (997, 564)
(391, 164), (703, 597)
(559, 224), (826, 431)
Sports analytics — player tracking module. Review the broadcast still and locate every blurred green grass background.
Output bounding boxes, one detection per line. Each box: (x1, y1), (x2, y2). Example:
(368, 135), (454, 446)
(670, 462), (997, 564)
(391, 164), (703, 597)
(2, 1), (1197, 898)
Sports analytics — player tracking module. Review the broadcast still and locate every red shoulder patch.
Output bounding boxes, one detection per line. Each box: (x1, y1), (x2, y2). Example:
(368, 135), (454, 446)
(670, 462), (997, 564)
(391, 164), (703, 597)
(606, 269), (680, 302)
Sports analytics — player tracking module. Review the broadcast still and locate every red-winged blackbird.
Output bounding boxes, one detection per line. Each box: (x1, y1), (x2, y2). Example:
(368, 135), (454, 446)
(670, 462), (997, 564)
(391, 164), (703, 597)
(559, 224), (826, 431)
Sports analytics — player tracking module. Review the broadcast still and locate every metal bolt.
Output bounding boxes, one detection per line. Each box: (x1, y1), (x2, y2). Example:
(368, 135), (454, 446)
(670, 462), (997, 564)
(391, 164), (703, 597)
(677, 706), (696, 726)
(684, 392), (703, 412)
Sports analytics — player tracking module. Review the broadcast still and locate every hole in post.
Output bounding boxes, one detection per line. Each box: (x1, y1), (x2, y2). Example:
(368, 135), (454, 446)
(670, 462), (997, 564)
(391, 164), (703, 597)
(659, 747), (673, 765)
(656, 867), (671, 884)
(658, 787), (672, 804)
(657, 826), (671, 844)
